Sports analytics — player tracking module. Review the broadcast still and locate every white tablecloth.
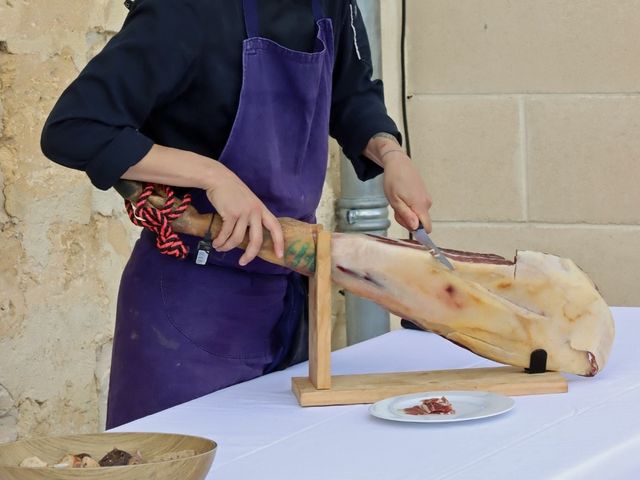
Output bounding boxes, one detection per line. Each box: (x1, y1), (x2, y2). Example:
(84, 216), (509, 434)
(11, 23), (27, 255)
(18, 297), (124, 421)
(115, 307), (640, 479)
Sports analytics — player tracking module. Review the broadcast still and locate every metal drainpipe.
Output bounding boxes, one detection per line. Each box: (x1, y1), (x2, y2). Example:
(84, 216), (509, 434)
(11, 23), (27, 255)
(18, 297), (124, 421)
(336, 0), (390, 345)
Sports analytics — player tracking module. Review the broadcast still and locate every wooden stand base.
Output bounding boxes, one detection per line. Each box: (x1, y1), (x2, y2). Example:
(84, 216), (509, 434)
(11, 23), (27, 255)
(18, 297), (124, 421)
(293, 225), (569, 407)
(292, 366), (567, 407)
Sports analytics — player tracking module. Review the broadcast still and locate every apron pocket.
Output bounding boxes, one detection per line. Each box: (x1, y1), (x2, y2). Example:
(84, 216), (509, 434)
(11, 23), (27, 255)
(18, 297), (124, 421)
(159, 259), (288, 360)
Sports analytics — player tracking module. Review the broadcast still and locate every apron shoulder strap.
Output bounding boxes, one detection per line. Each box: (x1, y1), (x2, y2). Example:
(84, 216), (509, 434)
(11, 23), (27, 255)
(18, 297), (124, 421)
(243, 0), (326, 39)
(311, 0), (325, 22)
(243, 0), (261, 39)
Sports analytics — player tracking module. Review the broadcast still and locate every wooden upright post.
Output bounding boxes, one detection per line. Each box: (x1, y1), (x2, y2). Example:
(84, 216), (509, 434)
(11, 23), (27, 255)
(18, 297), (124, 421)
(308, 228), (332, 390)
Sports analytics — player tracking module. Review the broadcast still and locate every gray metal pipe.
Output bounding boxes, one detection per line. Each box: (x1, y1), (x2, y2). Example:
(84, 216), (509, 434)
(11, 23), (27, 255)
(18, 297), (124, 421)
(336, 0), (390, 345)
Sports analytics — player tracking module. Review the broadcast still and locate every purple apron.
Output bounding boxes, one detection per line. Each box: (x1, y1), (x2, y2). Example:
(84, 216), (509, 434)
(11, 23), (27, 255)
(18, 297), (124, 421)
(106, 0), (333, 429)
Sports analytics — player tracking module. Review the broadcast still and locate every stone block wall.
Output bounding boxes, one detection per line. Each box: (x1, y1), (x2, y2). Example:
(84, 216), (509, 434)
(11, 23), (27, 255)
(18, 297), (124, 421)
(0, 0), (140, 441)
(402, 0), (640, 306)
(0, 1), (343, 440)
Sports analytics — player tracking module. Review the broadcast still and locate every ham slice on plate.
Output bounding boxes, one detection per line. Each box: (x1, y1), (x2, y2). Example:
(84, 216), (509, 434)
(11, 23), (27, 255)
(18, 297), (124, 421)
(403, 397), (455, 415)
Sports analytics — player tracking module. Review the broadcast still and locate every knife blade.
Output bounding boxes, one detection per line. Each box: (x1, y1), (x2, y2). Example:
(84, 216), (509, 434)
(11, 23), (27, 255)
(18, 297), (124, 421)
(413, 223), (455, 270)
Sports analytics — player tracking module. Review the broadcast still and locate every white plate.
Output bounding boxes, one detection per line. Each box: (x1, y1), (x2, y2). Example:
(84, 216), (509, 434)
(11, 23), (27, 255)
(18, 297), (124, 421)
(369, 390), (515, 423)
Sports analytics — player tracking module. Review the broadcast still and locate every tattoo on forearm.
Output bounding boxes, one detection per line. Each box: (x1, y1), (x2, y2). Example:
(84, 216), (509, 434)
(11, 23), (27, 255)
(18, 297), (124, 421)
(285, 240), (316, 273)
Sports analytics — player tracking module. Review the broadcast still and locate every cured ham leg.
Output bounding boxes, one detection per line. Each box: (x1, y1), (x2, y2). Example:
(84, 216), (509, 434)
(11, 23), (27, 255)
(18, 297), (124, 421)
(332, 234), (614, 377)
(116, 181), (615, 376)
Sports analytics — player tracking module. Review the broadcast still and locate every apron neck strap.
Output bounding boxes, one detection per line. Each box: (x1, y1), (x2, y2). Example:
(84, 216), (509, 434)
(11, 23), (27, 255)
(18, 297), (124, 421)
(243, 0), (325, 39)
(311, 0), (324, 22)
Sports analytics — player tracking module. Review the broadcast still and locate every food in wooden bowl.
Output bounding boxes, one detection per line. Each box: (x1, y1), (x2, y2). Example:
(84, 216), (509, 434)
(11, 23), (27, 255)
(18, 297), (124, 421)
(0, 432), (216, 479)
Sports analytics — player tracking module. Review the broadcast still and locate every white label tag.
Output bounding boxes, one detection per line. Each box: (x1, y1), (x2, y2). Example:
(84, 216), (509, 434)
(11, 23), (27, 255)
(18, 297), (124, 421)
(195, 249), (209, 266)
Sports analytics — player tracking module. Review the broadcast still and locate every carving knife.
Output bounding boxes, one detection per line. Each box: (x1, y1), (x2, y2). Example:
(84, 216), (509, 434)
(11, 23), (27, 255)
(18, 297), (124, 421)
(413, 223), (455, 270)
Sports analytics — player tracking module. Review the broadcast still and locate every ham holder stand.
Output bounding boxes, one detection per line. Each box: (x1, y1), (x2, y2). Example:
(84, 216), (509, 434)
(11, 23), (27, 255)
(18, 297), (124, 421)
(291, 226), (568, 407)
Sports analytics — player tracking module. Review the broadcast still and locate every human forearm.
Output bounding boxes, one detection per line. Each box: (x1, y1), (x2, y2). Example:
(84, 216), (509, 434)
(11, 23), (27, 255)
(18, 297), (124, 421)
(121, 144), (221, 190)
(123, 144), (284, 264)
(363, 132), (404, 168)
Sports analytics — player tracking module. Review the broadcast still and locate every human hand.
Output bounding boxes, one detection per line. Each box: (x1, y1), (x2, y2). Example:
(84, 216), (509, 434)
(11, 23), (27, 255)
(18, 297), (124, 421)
(205, 163), (284, 266)
(382, 152), (433, 232)
(363, 134), (433, 232)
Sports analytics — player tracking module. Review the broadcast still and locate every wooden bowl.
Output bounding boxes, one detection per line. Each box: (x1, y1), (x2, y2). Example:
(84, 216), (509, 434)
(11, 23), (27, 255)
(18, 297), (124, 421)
(0, 432), (216, 480)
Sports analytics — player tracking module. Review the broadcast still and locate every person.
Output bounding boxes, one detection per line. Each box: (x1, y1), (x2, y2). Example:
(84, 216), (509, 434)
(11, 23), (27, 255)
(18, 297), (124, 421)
(41, 0), (433, 429)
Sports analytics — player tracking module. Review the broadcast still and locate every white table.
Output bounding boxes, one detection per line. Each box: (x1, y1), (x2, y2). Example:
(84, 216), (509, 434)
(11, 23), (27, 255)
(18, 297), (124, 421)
(115, 307), (640, 479)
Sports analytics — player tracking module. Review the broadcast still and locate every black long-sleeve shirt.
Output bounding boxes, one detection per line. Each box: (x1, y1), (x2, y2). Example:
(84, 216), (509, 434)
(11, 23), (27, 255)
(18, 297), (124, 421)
(41, 0), (399, 190)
